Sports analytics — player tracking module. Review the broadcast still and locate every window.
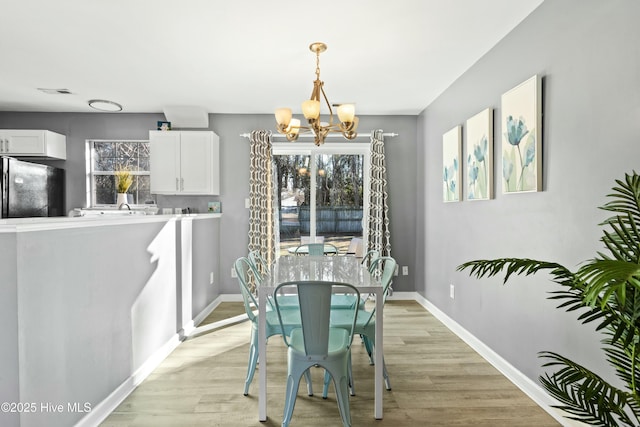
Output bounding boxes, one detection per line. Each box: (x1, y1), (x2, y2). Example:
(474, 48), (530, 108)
(86, 140), (151, 206)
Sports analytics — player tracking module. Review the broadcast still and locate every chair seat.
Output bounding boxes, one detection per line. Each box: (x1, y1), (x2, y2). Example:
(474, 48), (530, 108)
(262, 309), (301, 333)
(271, 294), (299, 310)
(289, 327), (351, 357)
(331, 294), (366, 309)
(331, 307), (373, 330)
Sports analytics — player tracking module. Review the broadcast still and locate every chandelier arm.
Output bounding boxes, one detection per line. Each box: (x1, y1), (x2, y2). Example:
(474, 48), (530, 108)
(319, 84), (335, 126)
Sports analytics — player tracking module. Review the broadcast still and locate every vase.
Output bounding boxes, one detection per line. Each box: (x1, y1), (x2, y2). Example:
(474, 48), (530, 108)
(116, 193), (128, 206)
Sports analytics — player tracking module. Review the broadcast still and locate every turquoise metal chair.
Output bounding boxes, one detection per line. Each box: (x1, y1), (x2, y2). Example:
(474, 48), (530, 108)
(233, 257), (313, 396)
(323, 256), (397, 398)
(361, 249), (380, 273)
(294, 243), (324, 256)
(248, 249), (270, 281)
(274, 281), (360, 427)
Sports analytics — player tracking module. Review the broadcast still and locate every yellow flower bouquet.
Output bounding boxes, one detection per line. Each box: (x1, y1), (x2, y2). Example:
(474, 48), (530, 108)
(115, 168), (133, 193)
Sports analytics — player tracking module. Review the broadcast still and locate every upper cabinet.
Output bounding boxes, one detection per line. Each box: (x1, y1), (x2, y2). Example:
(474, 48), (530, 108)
(0, 130), (67, 160)
(149, 130), (220, 195)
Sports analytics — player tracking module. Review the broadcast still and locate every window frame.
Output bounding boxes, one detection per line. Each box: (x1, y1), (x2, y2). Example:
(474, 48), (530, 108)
(85, 139), (151, 208)
(272, 141), (371, 253)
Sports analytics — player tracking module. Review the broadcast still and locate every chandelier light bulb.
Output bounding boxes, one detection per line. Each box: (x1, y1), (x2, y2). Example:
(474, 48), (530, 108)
(302, 100), (321, 120)
(337, 104), (355, 123)
(275, 108), (292, 127)
(286, 118), (301, 135)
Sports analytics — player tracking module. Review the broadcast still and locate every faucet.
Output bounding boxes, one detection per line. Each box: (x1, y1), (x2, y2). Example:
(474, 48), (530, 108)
(118, 203), (131, 210)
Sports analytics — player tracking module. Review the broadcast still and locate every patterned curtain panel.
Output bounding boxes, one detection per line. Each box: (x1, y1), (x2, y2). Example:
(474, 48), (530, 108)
(248, 130), (275, 277)
(368, 129), (392, 258)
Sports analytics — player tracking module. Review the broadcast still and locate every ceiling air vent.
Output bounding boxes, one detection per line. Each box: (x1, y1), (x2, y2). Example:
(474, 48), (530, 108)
(37, 88), (73, 95)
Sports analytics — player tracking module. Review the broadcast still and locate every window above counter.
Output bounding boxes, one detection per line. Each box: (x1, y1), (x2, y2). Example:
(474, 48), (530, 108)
(86, 139), (151, 207)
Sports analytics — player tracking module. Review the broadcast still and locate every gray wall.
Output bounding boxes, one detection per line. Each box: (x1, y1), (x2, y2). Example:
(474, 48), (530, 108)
(417, 0), (640, 385)
(0, 113), (418, 295)
(190, 216), (220, 317)
(0, 233), (19, 427)
(12, 220), (177, 427)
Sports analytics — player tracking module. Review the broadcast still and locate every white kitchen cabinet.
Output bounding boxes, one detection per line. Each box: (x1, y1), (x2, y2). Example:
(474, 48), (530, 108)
(0, 129), (67, 159)
(149, 130), (220, 195)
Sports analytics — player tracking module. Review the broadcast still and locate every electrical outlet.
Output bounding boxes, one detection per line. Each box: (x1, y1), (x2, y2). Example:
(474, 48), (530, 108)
(174, 207), (182, 214)
(210, 272), (214, 285)
(231, 268), (237, 278)
(449, 283), (455, 299)
(402, 266), (409, 275)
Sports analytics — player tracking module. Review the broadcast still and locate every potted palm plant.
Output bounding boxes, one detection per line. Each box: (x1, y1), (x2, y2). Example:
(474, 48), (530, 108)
(114, 168), (133, 206)
(458, 172), (640, 426)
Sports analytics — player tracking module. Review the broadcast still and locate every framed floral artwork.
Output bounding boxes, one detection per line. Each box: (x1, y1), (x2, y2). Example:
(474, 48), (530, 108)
(443, 125), (462, 202)
(466, 108), (493, 200)
(501, 75), (542, 193)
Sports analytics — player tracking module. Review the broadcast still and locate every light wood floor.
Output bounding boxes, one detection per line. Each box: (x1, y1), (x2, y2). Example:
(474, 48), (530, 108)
(101, 301), (560, 426)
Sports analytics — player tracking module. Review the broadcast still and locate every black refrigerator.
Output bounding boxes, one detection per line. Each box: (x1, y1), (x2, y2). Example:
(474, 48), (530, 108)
(1, 156), (65, 218)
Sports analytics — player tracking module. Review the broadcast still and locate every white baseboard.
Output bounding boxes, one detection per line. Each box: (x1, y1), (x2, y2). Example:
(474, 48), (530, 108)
(74, 334), (181, 427)
(385, 290), (417, 300)
(192, 297), (223, 327)
(413, 294), (583, 427)
(219, 293), (243, 302)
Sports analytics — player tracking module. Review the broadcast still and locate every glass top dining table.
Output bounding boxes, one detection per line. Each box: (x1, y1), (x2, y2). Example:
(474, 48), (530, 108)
(257, 255), (386, 421)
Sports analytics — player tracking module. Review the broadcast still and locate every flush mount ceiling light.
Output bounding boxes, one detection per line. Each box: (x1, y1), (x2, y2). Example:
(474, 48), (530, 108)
(88, 99), (123, 112)
(275, 42), (358, 146)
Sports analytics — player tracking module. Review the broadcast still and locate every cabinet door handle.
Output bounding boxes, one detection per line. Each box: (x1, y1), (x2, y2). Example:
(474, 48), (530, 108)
(181, 178), (184, 191)
(176, 177), (179, 191)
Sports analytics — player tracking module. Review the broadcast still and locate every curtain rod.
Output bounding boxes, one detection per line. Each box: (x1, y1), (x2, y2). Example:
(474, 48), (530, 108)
(239, 132), (398, 139)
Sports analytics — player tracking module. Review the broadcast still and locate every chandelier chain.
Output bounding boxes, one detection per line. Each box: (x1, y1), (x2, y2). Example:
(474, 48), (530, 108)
(315, 50), (321, 81)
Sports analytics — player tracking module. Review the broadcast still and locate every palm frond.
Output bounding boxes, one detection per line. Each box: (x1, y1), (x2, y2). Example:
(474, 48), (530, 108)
(601, 214), (640, 262)
(602, 345), (640, 398)
(577, 260), (640, 308)
(539, 351), (638, 426)
(456, 258), (573, 285)
(458, 171), (640, 425)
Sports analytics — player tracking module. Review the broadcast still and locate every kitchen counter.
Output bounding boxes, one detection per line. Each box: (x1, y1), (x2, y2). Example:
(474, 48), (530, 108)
(0, 212), (222, 231)
(0, 212), (221, 427)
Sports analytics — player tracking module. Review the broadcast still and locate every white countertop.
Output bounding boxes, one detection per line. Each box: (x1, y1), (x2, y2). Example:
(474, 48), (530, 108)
(0, 212), (222, 232)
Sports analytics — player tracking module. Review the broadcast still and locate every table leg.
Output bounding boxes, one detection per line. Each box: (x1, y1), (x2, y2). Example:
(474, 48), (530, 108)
(258, 288), (267, 421)
(374, 288), (384, 419)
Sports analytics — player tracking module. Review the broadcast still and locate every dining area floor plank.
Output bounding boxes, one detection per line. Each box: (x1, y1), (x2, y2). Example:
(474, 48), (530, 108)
(100, 300), (559, 426)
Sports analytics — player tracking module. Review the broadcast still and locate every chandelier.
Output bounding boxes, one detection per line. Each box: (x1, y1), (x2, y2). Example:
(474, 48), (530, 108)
(275, 42), (358, 146)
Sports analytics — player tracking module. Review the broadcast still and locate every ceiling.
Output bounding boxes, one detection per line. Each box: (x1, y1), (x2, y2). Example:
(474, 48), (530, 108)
(0, 0), (544, 116)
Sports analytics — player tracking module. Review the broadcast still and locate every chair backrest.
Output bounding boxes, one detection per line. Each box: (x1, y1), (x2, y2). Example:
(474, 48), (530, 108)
(362, 249), (380, 272)
(234, 257), (260, 322)
(360, 256), (396, 326)
(274, 281), (360, 356)
(295, 243), (324, 256)
(378, 256), (396, 301)
(248, 250), (269, 280)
